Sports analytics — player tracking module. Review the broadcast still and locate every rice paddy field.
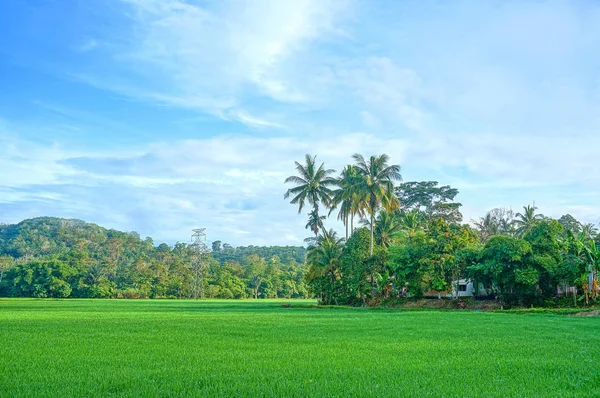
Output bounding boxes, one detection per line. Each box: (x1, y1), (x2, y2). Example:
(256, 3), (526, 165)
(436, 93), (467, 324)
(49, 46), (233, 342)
(1, 299), (599, 397)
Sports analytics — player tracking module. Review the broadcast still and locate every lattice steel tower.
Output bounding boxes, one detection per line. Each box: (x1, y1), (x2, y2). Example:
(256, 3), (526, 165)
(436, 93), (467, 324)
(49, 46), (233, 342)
(190, 228), (209, 300)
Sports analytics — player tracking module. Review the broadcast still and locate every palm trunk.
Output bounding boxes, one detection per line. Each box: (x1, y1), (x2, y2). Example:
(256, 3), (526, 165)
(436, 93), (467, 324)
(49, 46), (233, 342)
(330, 271), (335, 304)
(370, 211), (374, 256)
(351, 214), (354, 236)
(345, 215), (349, 241)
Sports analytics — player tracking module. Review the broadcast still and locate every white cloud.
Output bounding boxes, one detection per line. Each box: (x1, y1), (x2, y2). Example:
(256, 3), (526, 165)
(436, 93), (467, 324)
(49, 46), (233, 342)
(74, 0), (352, 126)
(4, 0), (600, 243)
(2, 128), (600, 244)
(75, 39), (99, 52)
(226, 110), (284, 129)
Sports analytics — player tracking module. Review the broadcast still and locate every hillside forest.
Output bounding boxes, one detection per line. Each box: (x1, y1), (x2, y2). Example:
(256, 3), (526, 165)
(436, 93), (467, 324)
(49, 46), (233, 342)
(0, 218), (307, 299)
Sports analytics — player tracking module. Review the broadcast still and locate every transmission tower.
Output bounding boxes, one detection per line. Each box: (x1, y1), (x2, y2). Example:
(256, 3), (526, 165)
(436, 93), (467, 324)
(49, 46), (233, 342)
(190, 228), (209, 300)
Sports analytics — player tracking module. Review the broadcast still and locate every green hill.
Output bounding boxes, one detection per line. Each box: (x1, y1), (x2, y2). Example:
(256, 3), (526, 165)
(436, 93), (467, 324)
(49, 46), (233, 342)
(0, 217), (308, 299)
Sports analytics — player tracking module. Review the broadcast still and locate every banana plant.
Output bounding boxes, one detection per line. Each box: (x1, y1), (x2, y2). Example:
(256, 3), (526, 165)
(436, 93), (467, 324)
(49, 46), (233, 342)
(584, 240), (600, 302)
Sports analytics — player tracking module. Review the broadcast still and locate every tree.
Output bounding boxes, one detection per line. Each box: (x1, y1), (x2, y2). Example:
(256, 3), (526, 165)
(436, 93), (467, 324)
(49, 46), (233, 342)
(12, 259), (76, 298)
(284, 154), (337, 216)
(389, 218), (478, 299)
(558, 214), (583, 237)
(245, 254), (267, 299)
(473, 208), (515, 242)
(329, 165), (363, 240)
(351, 153), (402, 256)
(522, 219), (565, 300)
(396, 181), (463, 224)
(211, 240), (222, 252)
(582, 223), (599, 241)
(467, 236), (536, 307)
(306, 229), (344, 304)
(0, 255), (14, 285)
(305, 209), (327, 238)
(514, 204), (544, 237)
(398, 210), (425, 242)
(338, 228), (372, 304)
(584, 240), (600, 302)
(373, 211), (403, 248)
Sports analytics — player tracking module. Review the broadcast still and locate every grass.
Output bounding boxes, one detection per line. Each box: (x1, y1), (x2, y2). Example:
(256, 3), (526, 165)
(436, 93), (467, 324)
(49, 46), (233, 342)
(1, 299), (599, 397)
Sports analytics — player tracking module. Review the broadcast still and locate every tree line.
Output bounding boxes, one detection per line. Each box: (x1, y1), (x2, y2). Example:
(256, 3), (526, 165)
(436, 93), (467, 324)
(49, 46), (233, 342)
(285, 154), (600, 308)
(0, 217), (309, 299)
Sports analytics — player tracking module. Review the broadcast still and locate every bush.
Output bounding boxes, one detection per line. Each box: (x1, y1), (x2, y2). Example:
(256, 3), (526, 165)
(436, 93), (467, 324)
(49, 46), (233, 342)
(117, 288), (149, 299)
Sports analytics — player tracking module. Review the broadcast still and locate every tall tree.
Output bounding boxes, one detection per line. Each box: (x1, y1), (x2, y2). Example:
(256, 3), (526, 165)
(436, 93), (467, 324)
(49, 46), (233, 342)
(396, 181), (463, 224)
(558, 214), (583, 236)
(351, 153), (402, 256)
(0, 255), (14, 285)
(514, 204), (544, 237)
(306, 229), (344, 304)
(284, 154), (337, 217)
(373, 211), (403, 248)
(305, 209), (326, 238)
(244, 254), (267, 299)
(582, 223), (599, 241)
(330, 165), (363, 240)
(473, 208), (515, 242)
(584, 240), (600, 302)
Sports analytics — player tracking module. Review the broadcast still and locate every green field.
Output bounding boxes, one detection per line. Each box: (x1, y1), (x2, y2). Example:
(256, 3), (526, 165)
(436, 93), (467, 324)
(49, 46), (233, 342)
(1, 300), (599, 397)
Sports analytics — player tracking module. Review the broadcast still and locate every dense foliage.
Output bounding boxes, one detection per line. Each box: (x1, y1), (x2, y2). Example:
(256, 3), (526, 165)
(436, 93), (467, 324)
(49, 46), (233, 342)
(0, 217), (309, 299)
(286, 153), (600, 308)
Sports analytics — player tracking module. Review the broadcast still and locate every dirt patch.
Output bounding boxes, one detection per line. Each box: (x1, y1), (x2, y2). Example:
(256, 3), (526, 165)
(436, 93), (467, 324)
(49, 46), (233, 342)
(380, 298), (502, 311)
(570, 310), (600, 317)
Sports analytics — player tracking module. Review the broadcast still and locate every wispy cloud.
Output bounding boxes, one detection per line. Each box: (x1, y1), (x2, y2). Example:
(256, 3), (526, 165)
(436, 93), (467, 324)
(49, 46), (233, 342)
(2, 0), (600, 243)
(70, 0), (352, 128)
(2, 128), (600, 244)
(75, 39), (99, 52)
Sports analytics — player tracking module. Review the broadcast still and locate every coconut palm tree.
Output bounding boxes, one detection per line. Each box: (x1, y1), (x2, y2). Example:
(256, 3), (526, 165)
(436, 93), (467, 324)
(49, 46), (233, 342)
(374, 211), (403, 248)
(305, 209), (326, 238)
(582, 223), (599, 241)
(283, 154), (336, 214)
(284, 154), (337, 216)
(351, 153), (402, 256)
(306, 229), (344, 304)
(329, 166), (352, 240)
(329, 165), (366, 240)
(514, 204), (543, 237)
(473, 212), (498, 242)
(398, 210), (425, 241)
(474, 207), (516, 241)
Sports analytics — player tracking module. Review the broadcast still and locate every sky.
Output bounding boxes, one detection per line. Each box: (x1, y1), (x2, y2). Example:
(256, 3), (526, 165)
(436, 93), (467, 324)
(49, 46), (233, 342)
(1, 0), (600, 246)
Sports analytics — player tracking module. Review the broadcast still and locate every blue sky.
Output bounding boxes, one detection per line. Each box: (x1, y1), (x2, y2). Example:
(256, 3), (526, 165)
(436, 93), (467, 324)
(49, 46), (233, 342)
(1, 0), (600, 245)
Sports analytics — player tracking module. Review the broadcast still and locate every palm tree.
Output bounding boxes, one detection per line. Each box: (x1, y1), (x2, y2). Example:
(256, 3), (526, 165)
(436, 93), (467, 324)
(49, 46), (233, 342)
(306, 229), (344, 304)
(305, 209), (326, 238)
(351, 153), (402, 255)
(474, 207), (516, 241)
(398, 210), (425, 241)
(374, 211), (403, 248)
(284, 154), (337, 216)
(329, 165), (361, 240)
(514, 204), (543, 237)
(582, 223), (599, 241)
(473, 213), (498, 242)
